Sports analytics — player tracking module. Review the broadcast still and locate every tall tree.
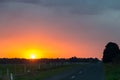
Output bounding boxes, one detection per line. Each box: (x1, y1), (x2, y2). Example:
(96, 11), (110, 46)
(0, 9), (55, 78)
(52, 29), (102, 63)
(103, 42), (120, 63)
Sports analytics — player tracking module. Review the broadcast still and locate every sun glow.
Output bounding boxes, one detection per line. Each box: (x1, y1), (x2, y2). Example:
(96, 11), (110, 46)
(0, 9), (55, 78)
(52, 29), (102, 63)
(23, 49), (43, 59)
(30, 54), (36, 59)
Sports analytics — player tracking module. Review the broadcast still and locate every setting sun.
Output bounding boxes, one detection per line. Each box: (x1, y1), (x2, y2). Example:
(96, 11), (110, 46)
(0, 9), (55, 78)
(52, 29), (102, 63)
(30, 54), (36, 59)
(23, 49), (43, 59)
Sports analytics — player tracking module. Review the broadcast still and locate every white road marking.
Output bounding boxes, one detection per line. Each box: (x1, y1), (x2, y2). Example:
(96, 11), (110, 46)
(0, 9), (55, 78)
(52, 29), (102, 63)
(79, 71), (83, 74)
(71, 75), (76, 79)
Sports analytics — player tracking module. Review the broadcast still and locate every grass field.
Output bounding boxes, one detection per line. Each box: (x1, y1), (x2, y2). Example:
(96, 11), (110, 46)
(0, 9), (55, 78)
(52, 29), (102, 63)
(104, 63), (120, 80)
(0, 63), (83, 80)
(15, 64), (80, 80)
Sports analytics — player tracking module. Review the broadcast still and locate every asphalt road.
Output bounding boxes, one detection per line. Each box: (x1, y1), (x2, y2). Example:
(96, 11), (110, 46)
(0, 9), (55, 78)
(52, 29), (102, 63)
(45, 62), (105, 80)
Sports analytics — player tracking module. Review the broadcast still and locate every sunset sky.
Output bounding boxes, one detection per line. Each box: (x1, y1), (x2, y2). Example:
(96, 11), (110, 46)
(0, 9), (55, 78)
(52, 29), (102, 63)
(0, 0), (120, 59)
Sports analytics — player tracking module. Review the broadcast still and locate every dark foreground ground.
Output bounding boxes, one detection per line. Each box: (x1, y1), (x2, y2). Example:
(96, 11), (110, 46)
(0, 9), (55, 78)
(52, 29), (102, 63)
(45, 62), (105, 80)
(0, 62), (105, 80)
(104, 64), (120, 80)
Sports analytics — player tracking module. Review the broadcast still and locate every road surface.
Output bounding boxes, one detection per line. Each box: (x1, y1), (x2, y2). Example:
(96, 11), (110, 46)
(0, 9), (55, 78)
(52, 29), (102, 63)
(45, 62), (105, 80)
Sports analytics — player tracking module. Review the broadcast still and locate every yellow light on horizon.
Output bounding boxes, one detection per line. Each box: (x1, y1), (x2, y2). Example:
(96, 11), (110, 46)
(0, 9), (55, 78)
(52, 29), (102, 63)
(23, 49), (43, 59)
(30, 54), (36, 59)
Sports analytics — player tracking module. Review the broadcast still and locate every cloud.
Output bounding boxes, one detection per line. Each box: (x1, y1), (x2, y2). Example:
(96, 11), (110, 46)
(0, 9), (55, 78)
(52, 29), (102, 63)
(0, 0), (120, 40)
(1, 0), (120, 15)
(13, 0), (120, 15)
(0, 0), (120, 39)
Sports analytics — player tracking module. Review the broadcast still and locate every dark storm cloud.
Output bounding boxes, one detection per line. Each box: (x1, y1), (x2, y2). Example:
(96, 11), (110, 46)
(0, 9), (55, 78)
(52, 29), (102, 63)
(1, 0), (120, 15)
(12, 0), (120, 15)
(17, 0), (42, 4)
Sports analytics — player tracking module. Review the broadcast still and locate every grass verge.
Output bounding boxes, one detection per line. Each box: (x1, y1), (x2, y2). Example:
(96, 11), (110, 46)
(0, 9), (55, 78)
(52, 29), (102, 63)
(15, 64), (82, 80)
(104, 63), (120, 80)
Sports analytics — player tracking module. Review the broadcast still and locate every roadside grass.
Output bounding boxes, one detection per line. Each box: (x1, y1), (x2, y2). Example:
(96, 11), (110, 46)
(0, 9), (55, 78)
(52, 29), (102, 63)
(104, 64), (120, 80)
(0, 63), (66, 75)
(0, 64), (26, 75)
(0, 63), (84, 80)
(15, 64), (82, 80)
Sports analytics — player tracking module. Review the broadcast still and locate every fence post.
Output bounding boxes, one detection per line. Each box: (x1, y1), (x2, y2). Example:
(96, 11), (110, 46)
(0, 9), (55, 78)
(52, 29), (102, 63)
(7, 68), (9, 77)
(39, 64), (41, 70)
(10, 73), (13, 80)
(24, 65), (26, 73)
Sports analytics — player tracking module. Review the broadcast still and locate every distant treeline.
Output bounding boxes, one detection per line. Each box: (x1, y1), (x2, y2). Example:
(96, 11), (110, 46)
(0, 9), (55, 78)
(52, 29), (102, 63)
(0, 57), (99, 64)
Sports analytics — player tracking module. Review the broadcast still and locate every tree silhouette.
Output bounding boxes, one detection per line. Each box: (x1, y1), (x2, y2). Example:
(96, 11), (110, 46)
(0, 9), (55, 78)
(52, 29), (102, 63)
(103, 42), (120, 63)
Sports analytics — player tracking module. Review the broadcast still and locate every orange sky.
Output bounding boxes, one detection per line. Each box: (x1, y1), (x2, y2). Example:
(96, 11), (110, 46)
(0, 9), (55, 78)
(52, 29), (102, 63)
(0, 12), (104, 59)
(1, 1), (120, 59)
(0, 32), (103, 59)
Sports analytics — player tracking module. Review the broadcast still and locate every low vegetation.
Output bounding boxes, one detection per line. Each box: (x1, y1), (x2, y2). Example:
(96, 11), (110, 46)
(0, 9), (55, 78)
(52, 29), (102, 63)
(0, 58), (98, 80)
(104, 64), (120, 80)
(0, 63), (83, 80)
(15, 64), (81, 80)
